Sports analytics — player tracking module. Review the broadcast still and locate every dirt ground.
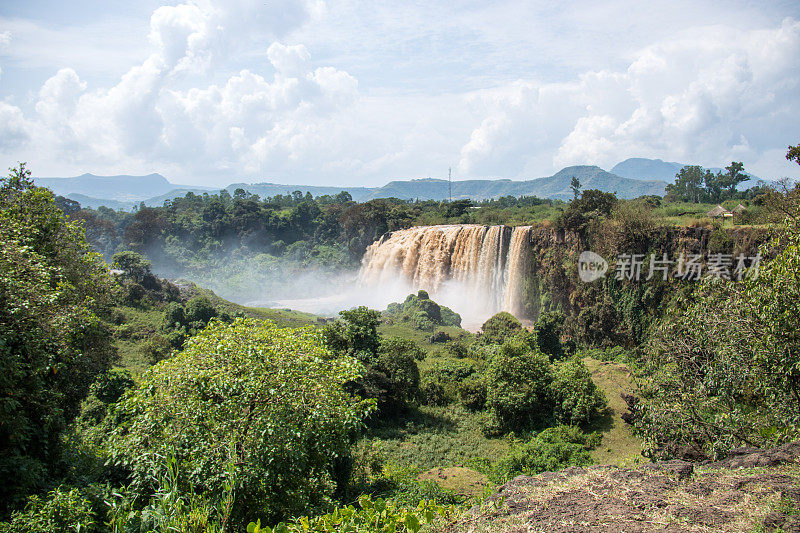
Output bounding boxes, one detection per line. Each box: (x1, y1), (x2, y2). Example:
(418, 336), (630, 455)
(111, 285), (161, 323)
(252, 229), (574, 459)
(448, 442), (800, 533)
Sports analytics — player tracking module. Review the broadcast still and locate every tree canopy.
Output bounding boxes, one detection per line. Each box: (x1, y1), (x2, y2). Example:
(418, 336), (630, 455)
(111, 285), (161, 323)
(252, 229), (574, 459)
(0, 164), (117, 511)
(108, 318), (374, 525)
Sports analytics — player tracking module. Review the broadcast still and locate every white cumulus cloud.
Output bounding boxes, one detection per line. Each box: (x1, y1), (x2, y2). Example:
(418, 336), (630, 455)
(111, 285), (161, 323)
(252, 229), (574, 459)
(459, 18), (800, 179)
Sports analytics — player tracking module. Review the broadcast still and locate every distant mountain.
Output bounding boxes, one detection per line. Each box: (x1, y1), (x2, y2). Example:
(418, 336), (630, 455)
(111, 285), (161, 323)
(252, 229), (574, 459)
(610, 158), (685, 182)
(65, 194), (134, 211)
(35, 173), (215, 202)
(611, 157), (765, 189)
(223, 182), (375, 202)
(517, 165), (666, 200)
(37, 166), (668, 209)
(362, 166), (666, 201)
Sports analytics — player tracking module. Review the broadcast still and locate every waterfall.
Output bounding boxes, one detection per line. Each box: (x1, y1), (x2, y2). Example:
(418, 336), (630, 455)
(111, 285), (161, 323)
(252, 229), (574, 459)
(359, 224), (532, 324)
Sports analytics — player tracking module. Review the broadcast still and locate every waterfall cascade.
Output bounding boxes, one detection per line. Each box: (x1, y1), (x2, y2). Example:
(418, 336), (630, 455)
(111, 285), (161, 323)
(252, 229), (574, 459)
(358, 224), (533, 324)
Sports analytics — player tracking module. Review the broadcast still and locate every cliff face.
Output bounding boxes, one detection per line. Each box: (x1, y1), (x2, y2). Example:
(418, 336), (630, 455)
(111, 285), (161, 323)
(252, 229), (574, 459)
(454, 442), (800, 533)
(517, 223), (768, 346)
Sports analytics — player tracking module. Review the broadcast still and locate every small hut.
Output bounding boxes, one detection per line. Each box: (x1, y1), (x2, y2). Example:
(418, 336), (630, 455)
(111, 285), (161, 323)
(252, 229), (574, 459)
(707, 205), (733, 218)
(732, 204), (747, 216)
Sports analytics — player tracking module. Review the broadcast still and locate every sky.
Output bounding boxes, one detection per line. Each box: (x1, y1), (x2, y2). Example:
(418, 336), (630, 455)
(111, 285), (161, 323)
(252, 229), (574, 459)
(1, 0), (799, 187)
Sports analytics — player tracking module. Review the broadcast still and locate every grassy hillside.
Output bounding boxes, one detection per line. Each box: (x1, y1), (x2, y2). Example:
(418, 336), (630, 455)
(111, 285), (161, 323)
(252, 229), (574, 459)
(584, 357), (643, 466)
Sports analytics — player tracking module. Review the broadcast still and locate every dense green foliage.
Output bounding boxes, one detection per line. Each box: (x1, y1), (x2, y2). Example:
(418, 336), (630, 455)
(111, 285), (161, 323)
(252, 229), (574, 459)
(324, 307), (424, 415)
(485, 339), (554, 432)
(5, 149), (797, 531)
(108, 318), (374, 526)
(247, 494), (458, 533)
(638, 187), (800, 457)
(0, 165), (117, 513)
(665, 162), (752, 203)
(491, 426), (601, 482)
(0, 486), (98, 533)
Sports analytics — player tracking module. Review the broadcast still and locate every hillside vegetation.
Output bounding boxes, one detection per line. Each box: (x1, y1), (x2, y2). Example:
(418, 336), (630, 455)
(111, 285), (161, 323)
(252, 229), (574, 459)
(1, 146), (799, 532)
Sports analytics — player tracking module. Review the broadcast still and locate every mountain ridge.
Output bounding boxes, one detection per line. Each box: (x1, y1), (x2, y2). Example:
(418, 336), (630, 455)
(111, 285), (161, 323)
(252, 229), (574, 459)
(611, 157), (765, 189)
(43, 153), (777, 210)
(38, 165), (670, 209)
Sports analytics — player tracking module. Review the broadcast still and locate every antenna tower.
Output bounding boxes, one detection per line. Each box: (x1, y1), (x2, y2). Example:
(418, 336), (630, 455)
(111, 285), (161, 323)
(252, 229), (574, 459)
(448, 167), (452, 203)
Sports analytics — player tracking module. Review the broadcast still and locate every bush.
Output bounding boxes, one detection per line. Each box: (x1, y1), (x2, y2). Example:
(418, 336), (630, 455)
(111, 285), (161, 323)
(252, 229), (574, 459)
(485, 339), (553, 431)
(89, 369), (134, 404)
(142, 334), (174, 365)
(551, 359), (607, 427)
(458, 377), (487, 411)
(492, 426), (601, 482)
(419, 360), (478, 406)
(184, 296), (218, 325)
(1, 486), (98, 533)
(478, 312), (522, 345)
(371, 338), (422, 412)
(533, 311), (565, 360)
(108, 318), (374, 526)
(429, 331), (451, 343)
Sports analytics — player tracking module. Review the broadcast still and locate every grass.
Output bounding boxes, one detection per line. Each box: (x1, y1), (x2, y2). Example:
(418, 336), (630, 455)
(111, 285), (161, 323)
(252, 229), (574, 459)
(379, 323), (469, 356)
(583, 357), (643, 466)
(418, 467), (489, 498)
(177, 280), (321, 328)
(452, 462), (800, 533)
(113, 304), (164, 373)
(367, 404), (510, 472)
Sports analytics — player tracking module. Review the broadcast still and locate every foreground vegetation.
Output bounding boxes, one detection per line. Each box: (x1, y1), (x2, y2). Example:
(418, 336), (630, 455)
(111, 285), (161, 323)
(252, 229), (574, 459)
(1, 147), (799, 531)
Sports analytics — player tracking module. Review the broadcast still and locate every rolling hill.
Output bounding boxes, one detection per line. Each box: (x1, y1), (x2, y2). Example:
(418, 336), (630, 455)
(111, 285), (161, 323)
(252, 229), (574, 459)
(36, 173), (215, 203)
(37, 165), (668, 209)
(611, 157), (765, 189)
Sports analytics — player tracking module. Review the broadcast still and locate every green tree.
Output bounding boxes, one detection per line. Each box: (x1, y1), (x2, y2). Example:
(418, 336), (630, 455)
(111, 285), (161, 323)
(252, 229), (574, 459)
(331, 306), (382, 358)
(640, 147), (800, 456)
(0, 164), (116, 512)
(717, 161), (748, 197)
(787, 143), (800, 165)
(533, 311), (566, 360)
(570, 176), (582, 200)
(111, 250), (152, 282)
(485, 339), (553, 431)
(551, 359), (607, 427)
(371, 337), (423, 412)
(108, 318), (374, 526)
(184, 296), (218, 325)
(666, 165), (711, 203)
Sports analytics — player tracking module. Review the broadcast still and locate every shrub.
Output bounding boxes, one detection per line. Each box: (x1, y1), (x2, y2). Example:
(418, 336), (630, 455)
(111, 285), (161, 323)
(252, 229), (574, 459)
(458, 377), (487, 411)
(492, 426), (600, 482)
(142, 334), (174, 365)
(551, 359), (607, 427)
(248, 495), (457, 533)
(108, 318), (374, 526)
(371, 338), (422, 412)
(429, 331), (451, 343)
(1, 486), (98, 533)
(89, 369), (134, 404)
(420, 360), (478, 406)
(478, 312), (522, 345)
(485, 339), (553, 431)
